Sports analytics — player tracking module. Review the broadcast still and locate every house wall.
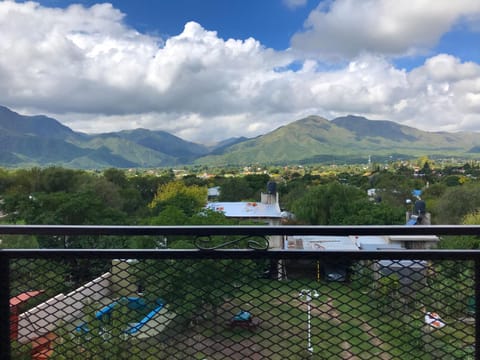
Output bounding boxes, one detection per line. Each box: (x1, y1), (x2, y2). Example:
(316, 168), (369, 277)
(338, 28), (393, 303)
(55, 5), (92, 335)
(269, 234), (283, 249)
(17, 272), (112, 343)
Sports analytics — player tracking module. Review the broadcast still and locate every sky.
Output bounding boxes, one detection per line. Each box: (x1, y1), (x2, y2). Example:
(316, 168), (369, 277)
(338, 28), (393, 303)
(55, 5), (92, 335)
(1, 0), (480, 144)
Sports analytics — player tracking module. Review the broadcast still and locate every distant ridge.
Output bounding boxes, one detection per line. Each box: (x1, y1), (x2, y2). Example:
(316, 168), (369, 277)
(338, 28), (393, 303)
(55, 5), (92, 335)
(1, 106), (479, 168)
(195, 114), (480, 166)
(332, 115), (417, 142)
(0, 105), (81, 140)
(0, 106), (208, 168)
(208, 137), (249, 155)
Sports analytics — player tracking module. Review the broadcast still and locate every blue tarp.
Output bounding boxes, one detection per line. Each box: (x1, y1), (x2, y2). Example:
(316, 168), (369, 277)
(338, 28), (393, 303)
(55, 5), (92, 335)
(412, 189), (422, 198)
(234, 310), (251, 321)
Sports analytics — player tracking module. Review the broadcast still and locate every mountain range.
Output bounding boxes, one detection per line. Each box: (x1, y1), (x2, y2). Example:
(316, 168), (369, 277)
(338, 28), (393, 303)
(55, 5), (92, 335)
(1, 105), (479, 168)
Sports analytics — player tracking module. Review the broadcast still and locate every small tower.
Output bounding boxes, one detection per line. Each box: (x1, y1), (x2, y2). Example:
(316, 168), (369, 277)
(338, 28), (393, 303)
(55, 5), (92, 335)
(406, 199), (431, 225)
(261, 181), (278, 205)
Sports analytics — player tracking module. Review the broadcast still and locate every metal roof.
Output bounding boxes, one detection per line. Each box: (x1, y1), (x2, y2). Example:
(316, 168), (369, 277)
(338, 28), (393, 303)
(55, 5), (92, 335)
(206, 201), (282, 218)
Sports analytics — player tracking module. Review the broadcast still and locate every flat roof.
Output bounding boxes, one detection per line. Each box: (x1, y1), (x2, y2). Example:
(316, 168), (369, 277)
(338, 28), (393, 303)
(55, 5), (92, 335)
(207, 201), (282, 218)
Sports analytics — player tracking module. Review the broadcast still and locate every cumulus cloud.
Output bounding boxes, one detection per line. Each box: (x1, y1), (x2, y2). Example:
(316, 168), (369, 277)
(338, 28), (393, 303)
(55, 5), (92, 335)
(0, 2), (294, 141)
(1, 1), (480, 144)
(291, 0), (480, 60)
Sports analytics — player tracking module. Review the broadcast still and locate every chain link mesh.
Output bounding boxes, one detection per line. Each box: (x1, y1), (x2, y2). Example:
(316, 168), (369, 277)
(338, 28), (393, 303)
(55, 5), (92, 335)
(8, 254), (476, 359)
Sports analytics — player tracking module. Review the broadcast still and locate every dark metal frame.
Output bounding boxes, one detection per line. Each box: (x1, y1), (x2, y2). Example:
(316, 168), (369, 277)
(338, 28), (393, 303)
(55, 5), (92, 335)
(1, 224), (480, 236)
(2, 224), (480, 359)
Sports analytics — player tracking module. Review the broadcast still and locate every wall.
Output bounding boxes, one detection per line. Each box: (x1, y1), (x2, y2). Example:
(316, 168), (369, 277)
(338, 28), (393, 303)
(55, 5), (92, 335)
(17, 272), (111, 343)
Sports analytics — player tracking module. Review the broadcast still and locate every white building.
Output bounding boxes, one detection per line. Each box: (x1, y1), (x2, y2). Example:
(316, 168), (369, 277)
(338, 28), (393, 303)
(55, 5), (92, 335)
(207, 183), (284, 248)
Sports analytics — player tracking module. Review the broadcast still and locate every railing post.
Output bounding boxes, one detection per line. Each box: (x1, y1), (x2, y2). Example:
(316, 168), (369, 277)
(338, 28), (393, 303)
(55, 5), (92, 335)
(476, 259), (480, 360)
(0, 253), (10, 360)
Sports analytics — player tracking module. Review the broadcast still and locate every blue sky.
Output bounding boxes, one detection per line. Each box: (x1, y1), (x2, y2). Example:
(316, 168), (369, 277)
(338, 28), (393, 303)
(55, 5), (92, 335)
(2, 0), (480, 143)
(38, 0), (320, 50)
(36, 0), (480, 68)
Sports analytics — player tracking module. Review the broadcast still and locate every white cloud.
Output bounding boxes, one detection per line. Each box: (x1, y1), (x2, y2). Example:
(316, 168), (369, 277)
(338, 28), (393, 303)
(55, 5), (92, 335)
(0, 2), (294, 141)
(283, 0), (308, 10)
(291, 0), (480, 60)
(1, 1), (480, 145)
(402, 54), (480, 131)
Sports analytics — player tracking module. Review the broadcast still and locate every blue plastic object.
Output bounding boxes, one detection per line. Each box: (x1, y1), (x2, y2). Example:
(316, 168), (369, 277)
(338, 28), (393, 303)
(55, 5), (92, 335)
(91, 297), (165, 335)
(233, 310), (251, 321)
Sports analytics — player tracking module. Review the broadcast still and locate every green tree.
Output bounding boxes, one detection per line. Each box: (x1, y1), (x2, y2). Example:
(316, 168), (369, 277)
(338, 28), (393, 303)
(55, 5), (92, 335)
(103, 168), (128, 188)
(438, 210), (480, 249)
(0, 235), (38, 248)
(0, 168), (128, 225)
(129, 173), (172, 205)
(217, 177), (253, 201)
(149, 205), (189, 225)
(38, 167), (84, 193)
(244, 174), (270, 193)
(432, 183), (480, 224)
(291, 182), (404, 225)
(291, 182), (351, 224)
(443, 175), (462, 187)
(149, 181), (207, 217)
(0, 168), (14, 193)
(344, 201), (405, 225)
(181, 174), (208, 187)
(10, 258), (71, 299)
(18, 191), (125, 225)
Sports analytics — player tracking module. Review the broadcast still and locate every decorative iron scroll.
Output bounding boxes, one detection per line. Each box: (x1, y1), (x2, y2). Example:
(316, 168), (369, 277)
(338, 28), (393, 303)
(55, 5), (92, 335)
(194, 235), (269, 250)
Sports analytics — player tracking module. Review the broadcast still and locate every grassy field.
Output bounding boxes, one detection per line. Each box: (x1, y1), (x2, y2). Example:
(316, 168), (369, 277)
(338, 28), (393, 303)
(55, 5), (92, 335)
(169, 278), (476, 359)
(41, 270), (475, 359)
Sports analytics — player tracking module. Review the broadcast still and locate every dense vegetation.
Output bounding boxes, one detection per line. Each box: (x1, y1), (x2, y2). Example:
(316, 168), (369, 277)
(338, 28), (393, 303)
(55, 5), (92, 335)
(5, 160), (480, 358)
(2, 160), (480, 232)
(3, 160), (480, 297)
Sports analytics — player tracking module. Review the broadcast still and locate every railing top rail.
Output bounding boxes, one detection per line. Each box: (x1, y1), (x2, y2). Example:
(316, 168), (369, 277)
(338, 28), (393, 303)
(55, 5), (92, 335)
(1, 224), (480, 236)
(1, 248), (480, 260)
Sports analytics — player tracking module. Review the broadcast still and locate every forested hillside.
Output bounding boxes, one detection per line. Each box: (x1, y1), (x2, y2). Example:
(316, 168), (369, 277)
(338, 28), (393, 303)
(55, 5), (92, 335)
(2, 161), (480, 251)
(3, 105), (480, 168)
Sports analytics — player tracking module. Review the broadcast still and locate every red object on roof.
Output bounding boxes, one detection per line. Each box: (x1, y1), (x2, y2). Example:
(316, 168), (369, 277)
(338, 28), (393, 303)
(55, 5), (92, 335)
(10, 291), (44, 308)
(10, 290), (45, 341)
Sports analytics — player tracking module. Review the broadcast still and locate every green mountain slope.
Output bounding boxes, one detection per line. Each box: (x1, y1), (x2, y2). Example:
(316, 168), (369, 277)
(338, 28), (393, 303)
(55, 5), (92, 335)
(195, 115), (480, 165)
(2, 105), (480, 168)
(79, 136), (178, 167)
(0, 105), (83, 140)
(112, 128), (209, 161)
(0, 106), (208, 168)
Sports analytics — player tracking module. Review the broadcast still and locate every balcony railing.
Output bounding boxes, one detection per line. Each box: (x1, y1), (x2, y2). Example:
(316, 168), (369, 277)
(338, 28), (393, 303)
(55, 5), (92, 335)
(1, 225), (480, 359)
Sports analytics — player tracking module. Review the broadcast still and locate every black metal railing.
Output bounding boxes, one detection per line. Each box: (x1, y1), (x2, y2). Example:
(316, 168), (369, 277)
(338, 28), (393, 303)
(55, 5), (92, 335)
(1, 225), (480, 359)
